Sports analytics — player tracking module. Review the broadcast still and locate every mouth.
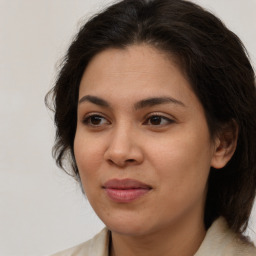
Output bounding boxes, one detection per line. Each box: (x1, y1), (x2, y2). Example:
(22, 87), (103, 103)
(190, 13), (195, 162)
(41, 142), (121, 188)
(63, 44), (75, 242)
(102, 179), (152, 203)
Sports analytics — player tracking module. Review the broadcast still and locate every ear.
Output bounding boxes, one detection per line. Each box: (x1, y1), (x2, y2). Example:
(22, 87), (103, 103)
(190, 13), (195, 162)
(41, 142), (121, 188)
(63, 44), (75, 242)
(211, 120), (238, 169)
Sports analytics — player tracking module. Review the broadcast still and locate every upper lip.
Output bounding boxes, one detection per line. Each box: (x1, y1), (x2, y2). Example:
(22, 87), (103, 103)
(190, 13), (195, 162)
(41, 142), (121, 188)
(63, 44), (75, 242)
(103, 179), (152, 189)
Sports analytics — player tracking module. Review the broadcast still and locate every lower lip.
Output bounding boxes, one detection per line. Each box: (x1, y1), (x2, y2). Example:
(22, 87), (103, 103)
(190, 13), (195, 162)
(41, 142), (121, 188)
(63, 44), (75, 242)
(104, 188), (150, 202)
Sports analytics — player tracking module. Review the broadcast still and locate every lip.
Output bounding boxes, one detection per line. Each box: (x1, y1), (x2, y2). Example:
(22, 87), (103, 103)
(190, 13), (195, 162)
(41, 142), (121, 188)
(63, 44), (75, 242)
(103, 179), (152, 203)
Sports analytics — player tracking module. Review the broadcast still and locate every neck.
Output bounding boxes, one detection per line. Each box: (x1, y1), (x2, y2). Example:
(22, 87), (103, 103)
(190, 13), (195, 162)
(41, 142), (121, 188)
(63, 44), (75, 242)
(110, 214), (206, 256)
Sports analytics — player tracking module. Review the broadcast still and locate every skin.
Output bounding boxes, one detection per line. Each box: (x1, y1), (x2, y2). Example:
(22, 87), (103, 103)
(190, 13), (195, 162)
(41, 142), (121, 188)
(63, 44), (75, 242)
(74, 44), (235, 256)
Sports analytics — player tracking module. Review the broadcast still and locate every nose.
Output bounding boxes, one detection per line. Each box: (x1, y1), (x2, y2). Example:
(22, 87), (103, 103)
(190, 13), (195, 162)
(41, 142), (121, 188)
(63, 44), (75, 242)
(103, 124), (144, 167)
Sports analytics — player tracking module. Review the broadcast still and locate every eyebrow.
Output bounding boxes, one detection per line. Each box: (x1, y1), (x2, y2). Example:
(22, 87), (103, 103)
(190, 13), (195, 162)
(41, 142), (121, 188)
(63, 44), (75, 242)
(78, 95), (185, 109)
(78, 95), (110, 107)
(134, 96), (185, 110)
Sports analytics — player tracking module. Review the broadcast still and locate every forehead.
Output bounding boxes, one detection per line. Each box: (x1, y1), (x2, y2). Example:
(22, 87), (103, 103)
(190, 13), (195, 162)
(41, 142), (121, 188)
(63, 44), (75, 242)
(78, 44), (197, 108)
(81, 44), (179, 80)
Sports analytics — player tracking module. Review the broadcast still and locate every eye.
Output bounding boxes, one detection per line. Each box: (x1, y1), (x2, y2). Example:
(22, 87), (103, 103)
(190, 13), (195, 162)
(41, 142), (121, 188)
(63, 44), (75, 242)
(83, 114), (110, 127)
(144, 114), (174, 126)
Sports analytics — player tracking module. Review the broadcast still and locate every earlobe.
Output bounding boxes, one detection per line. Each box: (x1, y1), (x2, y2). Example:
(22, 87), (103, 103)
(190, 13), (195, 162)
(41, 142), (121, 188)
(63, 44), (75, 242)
(211, 120), (239, 169)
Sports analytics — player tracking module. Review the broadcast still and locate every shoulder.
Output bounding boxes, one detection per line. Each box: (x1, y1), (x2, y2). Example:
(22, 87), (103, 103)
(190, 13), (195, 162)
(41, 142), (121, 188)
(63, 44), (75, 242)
(195, 217), (256, 256)
(50, 228), (109, 256)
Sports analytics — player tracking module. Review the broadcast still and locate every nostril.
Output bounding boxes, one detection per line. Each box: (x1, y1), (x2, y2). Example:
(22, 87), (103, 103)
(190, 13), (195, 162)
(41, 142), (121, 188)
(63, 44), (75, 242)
(107, 159), (115, 165)
(126, 159), (135, 163)
(106, 158), (136, 167)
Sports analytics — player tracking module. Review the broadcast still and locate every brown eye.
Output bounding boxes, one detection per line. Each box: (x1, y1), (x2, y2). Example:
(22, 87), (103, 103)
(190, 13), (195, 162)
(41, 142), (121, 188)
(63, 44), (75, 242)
(144, 115), (174, 126)
(149, 116), (162, 125)
(83, 115), (109, 127)
(91, 116), (103, 125)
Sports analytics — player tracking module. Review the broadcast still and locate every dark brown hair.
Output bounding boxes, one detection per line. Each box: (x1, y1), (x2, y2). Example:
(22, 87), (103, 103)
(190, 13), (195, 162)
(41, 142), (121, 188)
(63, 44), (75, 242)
(46, 0), (256, 235)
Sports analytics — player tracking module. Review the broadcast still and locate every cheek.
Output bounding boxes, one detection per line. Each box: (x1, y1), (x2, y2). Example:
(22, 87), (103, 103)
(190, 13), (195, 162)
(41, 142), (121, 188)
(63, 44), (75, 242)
(74, 132), (104, 182)
(147, 128), (213, 192)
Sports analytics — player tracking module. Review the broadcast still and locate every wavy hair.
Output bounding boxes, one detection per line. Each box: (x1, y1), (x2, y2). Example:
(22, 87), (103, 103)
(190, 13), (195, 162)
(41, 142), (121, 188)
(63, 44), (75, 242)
(46, 0), (256, 235)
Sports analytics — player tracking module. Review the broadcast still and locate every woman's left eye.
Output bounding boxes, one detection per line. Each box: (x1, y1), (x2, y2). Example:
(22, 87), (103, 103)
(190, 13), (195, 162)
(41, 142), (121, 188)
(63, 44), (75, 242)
(144, 115), (174, 126)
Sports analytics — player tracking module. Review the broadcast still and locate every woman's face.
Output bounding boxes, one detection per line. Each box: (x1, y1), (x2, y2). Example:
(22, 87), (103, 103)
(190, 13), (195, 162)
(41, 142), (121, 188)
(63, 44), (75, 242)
(74, 44), (217, 236)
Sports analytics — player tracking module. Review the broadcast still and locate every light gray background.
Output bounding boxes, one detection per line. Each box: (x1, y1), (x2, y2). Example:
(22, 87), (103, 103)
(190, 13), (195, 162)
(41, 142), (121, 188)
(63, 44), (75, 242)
(0, 1), (255, 255)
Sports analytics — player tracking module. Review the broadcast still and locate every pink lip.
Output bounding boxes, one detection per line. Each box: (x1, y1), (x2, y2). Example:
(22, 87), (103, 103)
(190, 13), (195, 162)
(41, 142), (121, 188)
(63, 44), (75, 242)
(103, 179), (152, 203)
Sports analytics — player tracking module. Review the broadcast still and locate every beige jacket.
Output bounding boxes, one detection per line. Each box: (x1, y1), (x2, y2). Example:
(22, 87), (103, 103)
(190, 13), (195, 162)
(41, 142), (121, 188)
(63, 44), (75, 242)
(51, 218), (256, 256)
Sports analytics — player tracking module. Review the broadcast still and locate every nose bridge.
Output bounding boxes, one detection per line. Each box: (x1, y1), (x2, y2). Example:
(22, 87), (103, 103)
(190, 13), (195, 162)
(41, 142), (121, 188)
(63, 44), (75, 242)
(104, 120), (143, 166)
(109, 121), (134, 156)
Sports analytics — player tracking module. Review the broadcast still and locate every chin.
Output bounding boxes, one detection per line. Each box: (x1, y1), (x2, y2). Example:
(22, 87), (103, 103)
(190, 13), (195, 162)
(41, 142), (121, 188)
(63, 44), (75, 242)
(108, 223), (150, 237)
(100, 211), (152, 236)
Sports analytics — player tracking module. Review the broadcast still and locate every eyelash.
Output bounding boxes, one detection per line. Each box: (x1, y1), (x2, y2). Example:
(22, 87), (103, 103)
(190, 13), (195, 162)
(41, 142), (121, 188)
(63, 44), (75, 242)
(143, 113), (174, 126)
(82, 113), (174, 128)
(82, 113), (110, 127)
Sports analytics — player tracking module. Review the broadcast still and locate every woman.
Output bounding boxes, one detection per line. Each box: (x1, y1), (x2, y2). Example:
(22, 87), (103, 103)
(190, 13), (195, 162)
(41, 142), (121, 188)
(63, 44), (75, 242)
(48, 0), (256, 255)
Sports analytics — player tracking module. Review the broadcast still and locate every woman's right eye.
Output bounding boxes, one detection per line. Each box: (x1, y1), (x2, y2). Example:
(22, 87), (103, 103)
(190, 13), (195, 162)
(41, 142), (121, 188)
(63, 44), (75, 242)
(82, 114), (110, 127)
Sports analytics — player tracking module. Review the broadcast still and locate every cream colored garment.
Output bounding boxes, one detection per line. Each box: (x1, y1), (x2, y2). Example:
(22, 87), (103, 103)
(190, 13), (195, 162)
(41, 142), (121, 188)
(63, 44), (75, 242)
(50, 217), (256, 256)
(50, 228), (109, 256)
